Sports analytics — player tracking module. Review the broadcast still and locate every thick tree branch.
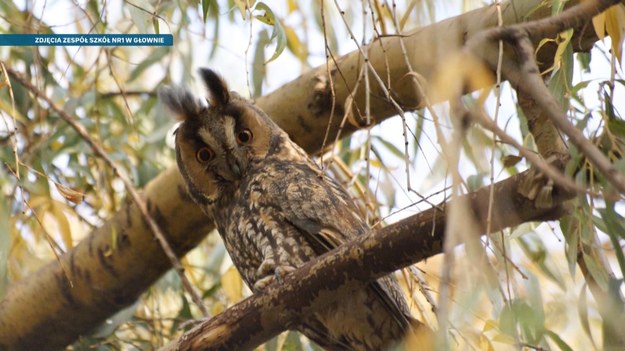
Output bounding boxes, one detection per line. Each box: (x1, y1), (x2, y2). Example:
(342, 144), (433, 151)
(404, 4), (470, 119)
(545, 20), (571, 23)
(162, 166), (570, 351)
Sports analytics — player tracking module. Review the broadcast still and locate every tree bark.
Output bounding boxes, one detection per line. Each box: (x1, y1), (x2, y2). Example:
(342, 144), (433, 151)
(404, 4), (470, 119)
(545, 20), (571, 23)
(0, 0), (601, 350)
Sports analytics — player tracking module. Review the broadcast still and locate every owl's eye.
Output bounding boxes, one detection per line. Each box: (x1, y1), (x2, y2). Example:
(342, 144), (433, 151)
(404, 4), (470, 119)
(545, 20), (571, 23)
(196, 147), (214, 163)
(236, 129), (254, 145)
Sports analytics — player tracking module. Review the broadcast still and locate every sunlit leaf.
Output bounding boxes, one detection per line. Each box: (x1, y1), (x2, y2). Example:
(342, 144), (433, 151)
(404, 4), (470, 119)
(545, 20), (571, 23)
(51, 202), (73, 250)
(605, 4), (625, 64)
(221, 265), (243, 303)
(592, 12), (607, 40)
(233, 0), (254, 19)
(479, 334), (495, 351)
(286, 0), (297, 13)
(285, 25), (307, 63)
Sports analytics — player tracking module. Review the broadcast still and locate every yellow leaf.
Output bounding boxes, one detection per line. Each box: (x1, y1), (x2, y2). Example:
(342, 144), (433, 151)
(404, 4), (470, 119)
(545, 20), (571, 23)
(51, 202), (73, 249)
(286, 0), (297, 13)
(221, 266), (243, 303)
(343, 94), (362, 128)
(480, 334), (495, 351)
(54, 182), (84, 204)
(552, 29), (573, 71)
(50, 140), (63, 151)
(28, 195), (50, 209)
(211, 301), (225, 315)
(492, 333), (516, 344)
(605, 4), (625, 64)
(482, 319), (498, 332)
(592, 12), (606, 40)
(430, 52), (495, 104)
(285, 25), (306, 61)
(233, 0), (254, 19)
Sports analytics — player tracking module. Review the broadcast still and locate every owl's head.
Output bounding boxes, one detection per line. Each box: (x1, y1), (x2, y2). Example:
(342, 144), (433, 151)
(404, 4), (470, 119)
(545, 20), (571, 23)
(159, 68), (281, 204)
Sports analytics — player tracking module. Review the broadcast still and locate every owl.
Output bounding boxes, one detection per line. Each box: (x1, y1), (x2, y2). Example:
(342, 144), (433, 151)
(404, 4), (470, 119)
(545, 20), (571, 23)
(159, 68), (421, 350)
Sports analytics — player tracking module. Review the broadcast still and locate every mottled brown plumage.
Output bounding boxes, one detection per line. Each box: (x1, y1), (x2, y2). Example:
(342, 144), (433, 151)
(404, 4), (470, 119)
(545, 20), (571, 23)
(160, 68), (418, 350)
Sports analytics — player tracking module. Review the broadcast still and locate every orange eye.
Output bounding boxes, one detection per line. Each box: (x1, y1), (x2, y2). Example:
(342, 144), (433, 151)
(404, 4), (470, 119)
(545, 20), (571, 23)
(196, 147), (214, 163)
(236, 129), (253, 145)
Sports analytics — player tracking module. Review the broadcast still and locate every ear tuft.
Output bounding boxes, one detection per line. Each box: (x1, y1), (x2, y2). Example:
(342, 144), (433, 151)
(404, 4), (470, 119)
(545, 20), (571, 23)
(158, 85), (204, 121)
(199, 68), (230, 108)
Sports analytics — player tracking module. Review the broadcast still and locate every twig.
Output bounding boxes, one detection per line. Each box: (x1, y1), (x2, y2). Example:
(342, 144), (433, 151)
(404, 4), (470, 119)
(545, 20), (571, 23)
(468, 105), (591, 195)
(100, 90), (157, 98)
(4, 67), (209, 317)
(506, 31), (625, 195)
(467, 0), (625, 196)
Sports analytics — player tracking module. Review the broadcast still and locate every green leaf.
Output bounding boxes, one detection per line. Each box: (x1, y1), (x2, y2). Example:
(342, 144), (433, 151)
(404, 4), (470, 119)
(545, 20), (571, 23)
(544, 330), (574, 351)
(263, 335), (278, 351)
(577, 284), (596, 346)
(208, 0), (221, 58)
(280, 331), (302, 351)
(252, 30), (269, 97)
(128, 47), (170, 83)
(518, 233), (566, 290)
(598, 205), (625, 274)
(576, 52), (592, 72)
(254, 2), (286, 63)
(90, 301), (139, 338)
(559, 215), (579, 277)
(129, 3), (153, 34)
(202, 0), (211, 23)
(607, 118), (625, 139)
(373, 135), (405, 159)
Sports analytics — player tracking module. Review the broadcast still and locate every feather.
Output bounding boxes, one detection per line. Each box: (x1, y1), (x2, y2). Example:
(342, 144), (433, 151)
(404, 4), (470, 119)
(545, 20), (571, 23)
(198, 68), (230, 108)
(158, 85), (203, 121)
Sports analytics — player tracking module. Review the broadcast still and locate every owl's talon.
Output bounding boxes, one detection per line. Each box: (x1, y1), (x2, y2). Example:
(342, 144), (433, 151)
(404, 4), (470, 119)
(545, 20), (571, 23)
(253, 264), (297, 291)
(274, 265), (297, 283)
(253, 275), (275, 291)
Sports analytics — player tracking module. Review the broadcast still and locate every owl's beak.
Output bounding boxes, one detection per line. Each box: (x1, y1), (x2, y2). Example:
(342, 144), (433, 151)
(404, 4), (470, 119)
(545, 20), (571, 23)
(228, 158), (243, 178)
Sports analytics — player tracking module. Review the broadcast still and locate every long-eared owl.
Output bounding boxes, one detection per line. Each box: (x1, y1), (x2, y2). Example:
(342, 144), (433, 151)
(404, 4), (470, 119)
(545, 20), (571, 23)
(159, 68), (421, 350)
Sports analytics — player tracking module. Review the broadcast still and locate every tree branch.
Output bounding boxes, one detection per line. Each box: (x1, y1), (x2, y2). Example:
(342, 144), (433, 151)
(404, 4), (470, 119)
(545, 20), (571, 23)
(162, 166), (571, 351)
(468, 0), (625, 195)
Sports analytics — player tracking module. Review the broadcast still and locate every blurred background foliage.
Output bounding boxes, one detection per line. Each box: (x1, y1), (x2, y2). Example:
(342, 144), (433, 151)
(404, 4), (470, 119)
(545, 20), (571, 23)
(1, 0), (624, 350)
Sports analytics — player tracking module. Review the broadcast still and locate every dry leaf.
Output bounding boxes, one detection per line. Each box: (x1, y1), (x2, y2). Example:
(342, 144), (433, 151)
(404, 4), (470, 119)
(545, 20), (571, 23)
(502, 154), (523, 168)
(54, 183), (84, 204)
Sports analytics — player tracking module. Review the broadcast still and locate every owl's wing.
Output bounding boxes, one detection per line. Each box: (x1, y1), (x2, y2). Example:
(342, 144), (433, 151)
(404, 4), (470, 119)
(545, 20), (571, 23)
(276, 173), (412, 329)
